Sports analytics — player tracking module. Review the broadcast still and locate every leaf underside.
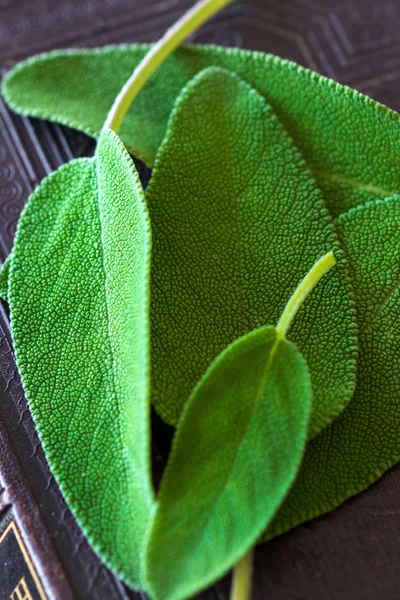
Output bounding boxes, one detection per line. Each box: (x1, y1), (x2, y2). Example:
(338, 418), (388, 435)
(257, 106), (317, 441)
(8, 129), (154, 589)
(4, 44), (400, 217)
(146, 326), (311, 600)
(265, 196), (400, 541)
(146, 66), (357, 439)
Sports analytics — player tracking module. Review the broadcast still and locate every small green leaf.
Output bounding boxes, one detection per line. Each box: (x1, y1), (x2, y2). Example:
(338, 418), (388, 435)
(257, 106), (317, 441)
(0, 255), (11, 301)
(4, 44), (400, 216)
(8, 128), (153, 589)
(147, 66), (356, 438)
(145, 325), (312, 600)
(265, 195), (400, 541)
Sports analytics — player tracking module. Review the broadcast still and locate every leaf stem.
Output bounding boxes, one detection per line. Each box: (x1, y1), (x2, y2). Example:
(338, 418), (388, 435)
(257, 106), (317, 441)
(230, 549), (254, 600)
(276, 251), (336, 339)
(103, 0), (234, 133)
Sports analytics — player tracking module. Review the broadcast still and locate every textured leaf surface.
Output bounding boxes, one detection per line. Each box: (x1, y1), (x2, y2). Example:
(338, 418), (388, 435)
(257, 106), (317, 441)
(146, 326), (311, 600)
(265, 196), (400, 540)
(0, 254), (10, 301)
(4, 44), (400, 216)
(146, 67), (356, 438)
(8, 128), (153, 588)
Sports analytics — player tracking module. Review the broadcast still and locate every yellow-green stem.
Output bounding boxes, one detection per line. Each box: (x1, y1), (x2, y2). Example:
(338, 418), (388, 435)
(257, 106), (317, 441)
(230, 549), (254, 600)
(276, 251), (336, 339)
(104, 0), (233, 133)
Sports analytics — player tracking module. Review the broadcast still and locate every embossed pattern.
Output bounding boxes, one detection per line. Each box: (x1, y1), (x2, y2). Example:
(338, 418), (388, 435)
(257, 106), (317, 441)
(1, 1), (400, 599)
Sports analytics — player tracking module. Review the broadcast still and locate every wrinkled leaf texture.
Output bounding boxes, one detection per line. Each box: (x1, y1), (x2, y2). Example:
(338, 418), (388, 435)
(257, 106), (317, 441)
(0, 254), (10, 301)
(8, 128), (154, 589)
(4, 44), (400, 217)
(146, 326), (312, 600)
(4, 40), (400, 580)
(266, 196), (400, 540)
(146, 66), (356, 438)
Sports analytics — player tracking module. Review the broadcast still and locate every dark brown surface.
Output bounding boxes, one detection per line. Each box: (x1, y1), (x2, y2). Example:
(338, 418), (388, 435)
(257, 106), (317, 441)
(1, 1), (400, 599)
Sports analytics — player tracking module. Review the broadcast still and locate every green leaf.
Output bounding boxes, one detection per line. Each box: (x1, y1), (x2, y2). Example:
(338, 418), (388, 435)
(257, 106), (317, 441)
(146, 66), (357, 438)
(8, 128), (154, 589)
(4, 44), (400, 216)
(145, 325), (312, 600)
(265, 195), (400, 541)
(0, 255), (11, 302)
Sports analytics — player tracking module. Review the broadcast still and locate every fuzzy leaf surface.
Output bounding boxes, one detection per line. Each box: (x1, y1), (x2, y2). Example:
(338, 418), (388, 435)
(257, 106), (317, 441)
(4, 44), (400, 216)
(0, 255), (10, 301)
(8, 129), (154, 589)
(146, 67), (356, 437)
(265, 196), (400, 540)
(146, 326), (311, 600)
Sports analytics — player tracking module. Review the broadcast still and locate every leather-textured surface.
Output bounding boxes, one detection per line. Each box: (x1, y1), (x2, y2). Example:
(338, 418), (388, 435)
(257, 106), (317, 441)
(1, 1), (400, 599)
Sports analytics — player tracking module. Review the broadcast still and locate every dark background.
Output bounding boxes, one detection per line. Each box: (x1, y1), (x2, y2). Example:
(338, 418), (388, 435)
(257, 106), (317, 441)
(1, 1), (400, 599)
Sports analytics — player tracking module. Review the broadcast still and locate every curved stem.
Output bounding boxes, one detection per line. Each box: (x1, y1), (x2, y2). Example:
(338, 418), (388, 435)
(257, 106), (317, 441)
(104, 0), (233, 133)
(276, 251), (336, 340)
(230, 549), (254, 600)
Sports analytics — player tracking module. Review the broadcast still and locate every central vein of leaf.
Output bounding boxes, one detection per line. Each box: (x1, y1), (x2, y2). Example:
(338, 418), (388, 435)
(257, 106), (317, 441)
(231, 187), (245, 334)
(311, 168), (395, 198)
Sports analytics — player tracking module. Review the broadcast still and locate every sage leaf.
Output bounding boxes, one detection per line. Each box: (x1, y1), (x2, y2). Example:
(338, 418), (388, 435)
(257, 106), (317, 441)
(4, 44), (400, 216)
(145, 325), (312, 600)
(0, 254), (11, 302)
(146, 66), (357, 438)
(8, 128), (153, 589)
(265, 196), (400, 541)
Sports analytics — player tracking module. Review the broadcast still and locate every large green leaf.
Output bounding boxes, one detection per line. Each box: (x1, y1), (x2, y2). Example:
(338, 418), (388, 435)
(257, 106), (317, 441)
(145, 326), (311, 600)
(8, 128), (153, 589)
(265, 195), (400, 540)
(4, 44), (400, 217)
(146, 66), (356, 438)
